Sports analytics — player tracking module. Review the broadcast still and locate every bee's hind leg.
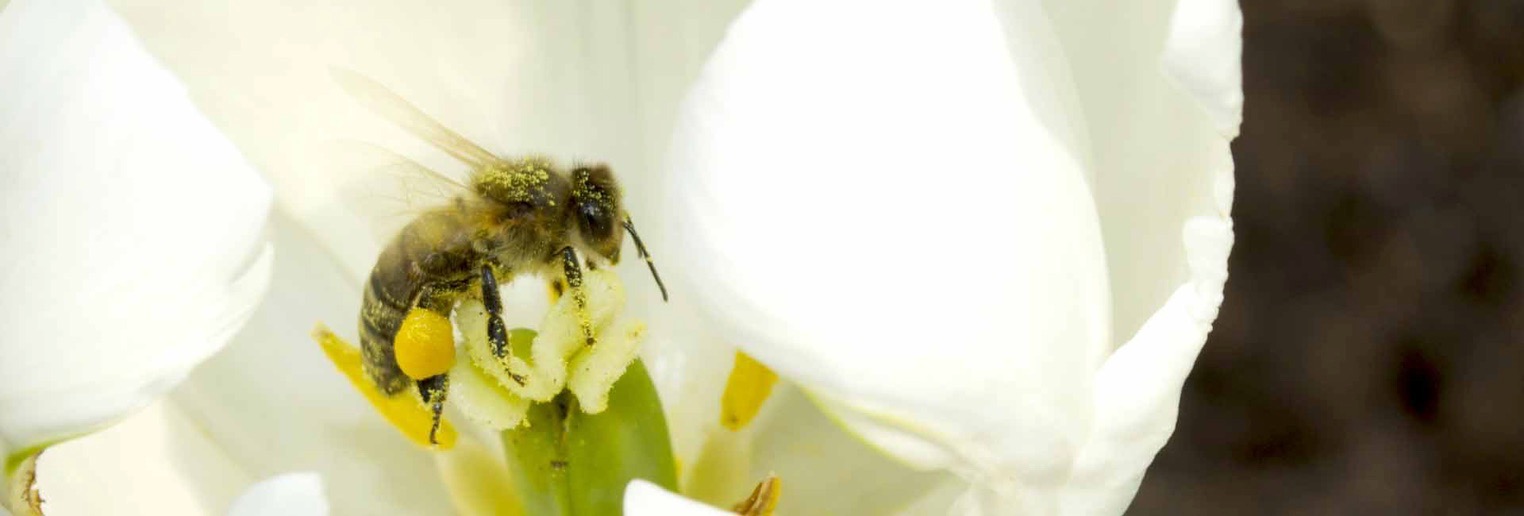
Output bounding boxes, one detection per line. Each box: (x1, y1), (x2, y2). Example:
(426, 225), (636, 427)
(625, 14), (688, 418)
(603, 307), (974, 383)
(394, 284), (460, 447)
(416, 374), (448, 446)
(559, 246), (595, 348)
(480, 265), (525, 385)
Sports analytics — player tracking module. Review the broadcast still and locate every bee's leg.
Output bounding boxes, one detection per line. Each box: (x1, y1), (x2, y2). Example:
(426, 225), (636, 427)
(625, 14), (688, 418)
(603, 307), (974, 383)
(398, 282), (467, 446)
(560, 246), (596, 348)
(479, 265), (510, 359)
(480, 264), (526, 385)
(416, 374), (448, 446)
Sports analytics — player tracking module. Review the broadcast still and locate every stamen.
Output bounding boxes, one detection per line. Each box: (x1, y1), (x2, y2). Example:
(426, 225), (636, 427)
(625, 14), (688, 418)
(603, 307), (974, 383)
(567, 319), (647, 413)
(721, 352), (778, 431)
(449, 347), (531, 431)
(312, 324), (457, 449)
(732, 474), (782, 516)
(5, 452), (42, 515)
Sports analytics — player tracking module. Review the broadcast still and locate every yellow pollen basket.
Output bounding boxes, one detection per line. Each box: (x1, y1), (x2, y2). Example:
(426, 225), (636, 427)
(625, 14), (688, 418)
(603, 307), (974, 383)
(396, 308), (456, 379)
(312, 324), (458, 449)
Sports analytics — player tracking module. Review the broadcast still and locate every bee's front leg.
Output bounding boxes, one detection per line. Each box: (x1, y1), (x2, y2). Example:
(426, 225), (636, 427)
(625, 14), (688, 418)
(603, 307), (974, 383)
(560, 246), (596, 348)
(480, 264), (526, 385)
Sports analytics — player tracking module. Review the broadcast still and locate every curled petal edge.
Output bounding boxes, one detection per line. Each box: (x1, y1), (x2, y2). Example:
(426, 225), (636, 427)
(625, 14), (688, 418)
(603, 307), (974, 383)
(1060, 170), (1235, 514)
(1160, 0), (1244, 138)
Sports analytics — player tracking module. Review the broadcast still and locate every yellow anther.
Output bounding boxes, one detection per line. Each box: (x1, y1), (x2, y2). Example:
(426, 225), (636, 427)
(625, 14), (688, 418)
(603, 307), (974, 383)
(7, 452), (41, 515)
(396, 308), (456, 379)
(312, 324), (457, 449)
(732, 474), (781, 516)
(720, 351), (778, 431)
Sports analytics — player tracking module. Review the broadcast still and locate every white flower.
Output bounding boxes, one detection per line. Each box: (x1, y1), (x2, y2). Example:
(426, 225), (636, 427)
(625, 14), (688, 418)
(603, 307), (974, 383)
(665, 0), (1240, 512)
(0, 0), (272, 511)
(7, 0), (1240, 513)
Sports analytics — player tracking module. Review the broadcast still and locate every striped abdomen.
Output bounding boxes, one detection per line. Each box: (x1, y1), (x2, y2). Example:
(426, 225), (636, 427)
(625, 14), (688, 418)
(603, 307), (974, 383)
(360, 209), (483, 395)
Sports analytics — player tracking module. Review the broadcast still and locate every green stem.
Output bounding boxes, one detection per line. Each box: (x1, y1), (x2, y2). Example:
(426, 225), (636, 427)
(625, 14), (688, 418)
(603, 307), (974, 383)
(501, 359), (678, 516)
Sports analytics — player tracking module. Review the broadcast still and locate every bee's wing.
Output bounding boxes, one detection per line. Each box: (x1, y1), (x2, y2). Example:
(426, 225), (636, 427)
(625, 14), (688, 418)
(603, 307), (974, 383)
(332, 68), (502, 170)
(328, 141), (473, 244)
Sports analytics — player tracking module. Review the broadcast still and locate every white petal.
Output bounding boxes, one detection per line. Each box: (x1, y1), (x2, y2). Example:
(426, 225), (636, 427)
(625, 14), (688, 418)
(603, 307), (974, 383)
(743, 386), (954, 514)
(1035, 0), (1238, 510)
(622, 0), (757, 206)
(0, 0), (272, 458)
(893, 478), (977, 516)
(985, 0), (1095, 185)
(165, 213), (452, 516)
(639, 296), (740, 473)
(227, 473), (329, 516)
(1038, 0), (1240, 348)
(1161, 0), (1244, 137)
(432, 436), (520, 516)
(33, 402), (252, 516)
(624, 479), (730, 516)
(665, 0), (1110, 490)
(646, 323), (948, 513)
(1061, 216), (1231, 514)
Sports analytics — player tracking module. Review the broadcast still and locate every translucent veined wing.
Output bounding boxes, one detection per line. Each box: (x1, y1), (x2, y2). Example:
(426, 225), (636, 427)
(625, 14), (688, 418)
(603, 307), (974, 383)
(331, 67), (503, 170)
(324, 140), (473, 244)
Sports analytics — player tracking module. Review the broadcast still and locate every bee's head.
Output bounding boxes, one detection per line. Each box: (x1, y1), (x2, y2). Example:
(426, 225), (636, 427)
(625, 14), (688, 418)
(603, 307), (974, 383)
(570, 164), (625, 263)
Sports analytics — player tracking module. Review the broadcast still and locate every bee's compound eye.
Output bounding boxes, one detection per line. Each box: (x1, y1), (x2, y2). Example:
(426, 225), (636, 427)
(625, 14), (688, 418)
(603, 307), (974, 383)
(396, 308), (455, 379)
(578, 202), (611, 236)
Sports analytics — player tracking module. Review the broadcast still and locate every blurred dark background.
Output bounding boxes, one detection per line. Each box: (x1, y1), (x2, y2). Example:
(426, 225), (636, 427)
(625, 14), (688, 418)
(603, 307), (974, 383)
(1131, 0), (1524, 513)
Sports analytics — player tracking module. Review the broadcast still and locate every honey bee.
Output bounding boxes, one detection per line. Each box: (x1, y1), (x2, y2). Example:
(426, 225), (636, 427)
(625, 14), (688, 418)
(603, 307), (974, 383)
(333, 70), (667, 445)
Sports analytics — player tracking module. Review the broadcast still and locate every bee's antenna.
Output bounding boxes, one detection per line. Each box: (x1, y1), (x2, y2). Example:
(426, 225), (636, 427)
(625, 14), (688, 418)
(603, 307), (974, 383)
(623, 215), (669, 302)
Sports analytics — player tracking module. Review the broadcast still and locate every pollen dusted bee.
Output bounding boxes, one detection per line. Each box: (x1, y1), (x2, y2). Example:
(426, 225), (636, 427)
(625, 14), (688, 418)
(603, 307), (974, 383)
(334, 70), (667, 445)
